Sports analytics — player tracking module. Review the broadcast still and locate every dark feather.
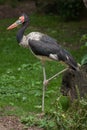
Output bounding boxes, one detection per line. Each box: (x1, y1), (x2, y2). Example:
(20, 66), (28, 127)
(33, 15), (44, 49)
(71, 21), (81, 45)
(29, 34), (78, 70)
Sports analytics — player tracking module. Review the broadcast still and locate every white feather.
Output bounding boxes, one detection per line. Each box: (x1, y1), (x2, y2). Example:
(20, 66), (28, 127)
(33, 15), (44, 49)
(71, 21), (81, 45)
(49, 54), (58, 60)
(19, 32), (43, 48)
(27, 32), (43, 41)
(19, 35), (29, 48)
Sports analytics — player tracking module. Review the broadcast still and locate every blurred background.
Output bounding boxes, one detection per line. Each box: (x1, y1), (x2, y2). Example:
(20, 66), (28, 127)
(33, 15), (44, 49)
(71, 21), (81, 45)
(0, 0), (87, 20)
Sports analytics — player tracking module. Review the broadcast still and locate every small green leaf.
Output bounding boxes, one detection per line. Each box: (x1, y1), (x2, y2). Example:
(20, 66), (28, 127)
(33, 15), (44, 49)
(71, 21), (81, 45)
(81, 55), (87, 65)
(85, 42), (87, 46)
(34, 105), (42, 109)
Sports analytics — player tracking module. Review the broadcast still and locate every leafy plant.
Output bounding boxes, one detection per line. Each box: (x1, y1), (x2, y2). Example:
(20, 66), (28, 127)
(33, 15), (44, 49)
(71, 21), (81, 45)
(35, 0), (84, 20)
(57, 0), (84, 20)
(21, 113), (56, 129)
(81, 34), (87, 65)
(81, 54), (87, 65)
(20, 96), (87, 130)
(52, 97), (87, 130)
(0, 0), (5, 5)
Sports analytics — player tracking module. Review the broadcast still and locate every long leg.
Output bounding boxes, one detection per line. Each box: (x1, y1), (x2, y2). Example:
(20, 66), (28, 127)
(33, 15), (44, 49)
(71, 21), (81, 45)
(47, 68), (68, 83)
(42, 61), (47, 112)
(41, 61), (68, 112)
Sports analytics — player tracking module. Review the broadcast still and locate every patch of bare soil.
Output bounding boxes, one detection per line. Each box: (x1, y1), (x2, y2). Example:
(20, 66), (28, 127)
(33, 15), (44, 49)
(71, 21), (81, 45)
(0, 116), (44, 130)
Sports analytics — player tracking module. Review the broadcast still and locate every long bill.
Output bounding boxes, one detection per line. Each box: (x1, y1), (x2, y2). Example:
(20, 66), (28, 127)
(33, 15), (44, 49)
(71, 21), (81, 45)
(7, 19), (22, 30)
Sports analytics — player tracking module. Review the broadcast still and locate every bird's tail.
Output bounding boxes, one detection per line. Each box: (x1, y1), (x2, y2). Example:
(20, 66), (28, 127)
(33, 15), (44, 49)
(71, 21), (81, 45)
(65, 56), (79, 71)
(58, 48), (79, 71)
(66, 60), (80, 71)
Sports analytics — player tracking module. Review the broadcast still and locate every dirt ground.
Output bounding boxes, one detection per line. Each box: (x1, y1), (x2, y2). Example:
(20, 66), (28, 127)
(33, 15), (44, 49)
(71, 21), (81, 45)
(0, 116), (44, 130)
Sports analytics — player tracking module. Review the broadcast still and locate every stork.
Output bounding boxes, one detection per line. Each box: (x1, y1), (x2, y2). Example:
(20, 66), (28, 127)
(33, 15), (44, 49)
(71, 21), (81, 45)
(7, 13), (79, 112)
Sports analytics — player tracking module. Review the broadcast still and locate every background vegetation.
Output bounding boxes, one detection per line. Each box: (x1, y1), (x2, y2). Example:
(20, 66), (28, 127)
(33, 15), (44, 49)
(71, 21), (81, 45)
(35, 0), (85, 20)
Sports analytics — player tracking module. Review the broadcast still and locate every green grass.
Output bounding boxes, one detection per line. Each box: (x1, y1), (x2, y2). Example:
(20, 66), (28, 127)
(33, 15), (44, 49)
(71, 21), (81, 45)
(0, 14), (87, 117)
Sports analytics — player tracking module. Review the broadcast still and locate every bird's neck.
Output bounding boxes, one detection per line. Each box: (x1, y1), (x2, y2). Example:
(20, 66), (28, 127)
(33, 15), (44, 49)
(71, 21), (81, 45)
(16, 22), (28, 43)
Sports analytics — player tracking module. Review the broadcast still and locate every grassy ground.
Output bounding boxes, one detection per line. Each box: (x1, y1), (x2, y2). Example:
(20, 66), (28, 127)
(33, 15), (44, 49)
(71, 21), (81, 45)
(0, 14), (87, 118)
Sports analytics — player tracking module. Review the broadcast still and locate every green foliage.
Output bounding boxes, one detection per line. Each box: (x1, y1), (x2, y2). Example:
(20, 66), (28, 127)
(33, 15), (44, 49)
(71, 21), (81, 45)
(20, 97), (87, 130)
(50, 97), (87, 130)
(57, 0), (84, 20)
(81, 54), (87, 65)
(9, 0), (18, 8)
(0, 0), (5, 4)
(0, 0), (24, 7)
(35, 0), (84, 20)
(21, 112), (57, 129)
(81, 34), (87, 65)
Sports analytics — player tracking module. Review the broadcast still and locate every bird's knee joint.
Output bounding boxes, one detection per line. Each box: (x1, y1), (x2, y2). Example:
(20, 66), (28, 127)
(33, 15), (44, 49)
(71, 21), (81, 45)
(43, 80), (49, 87)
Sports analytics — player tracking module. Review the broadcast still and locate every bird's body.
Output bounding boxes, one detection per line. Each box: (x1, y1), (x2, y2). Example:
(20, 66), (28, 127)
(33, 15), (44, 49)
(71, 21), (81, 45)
(19, 31), (78, 71)
(7, 13), (79, 112)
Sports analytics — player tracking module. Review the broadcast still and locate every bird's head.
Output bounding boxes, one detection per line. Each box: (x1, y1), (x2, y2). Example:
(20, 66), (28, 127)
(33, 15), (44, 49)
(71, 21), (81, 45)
(7, 13), (29, 30)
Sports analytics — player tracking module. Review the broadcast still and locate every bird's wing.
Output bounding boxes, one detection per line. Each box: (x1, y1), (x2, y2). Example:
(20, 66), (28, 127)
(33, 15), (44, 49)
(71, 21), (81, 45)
(29, 38), (78, 70)
(28, 32), (61, 55)
(40, 33), (58, 45)
(57, 48), (78, 70)
(29, 38), (61, 57)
